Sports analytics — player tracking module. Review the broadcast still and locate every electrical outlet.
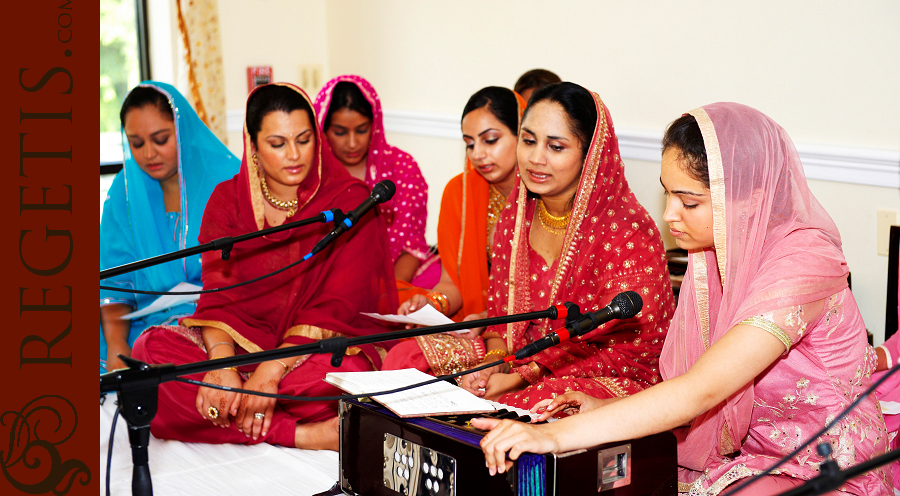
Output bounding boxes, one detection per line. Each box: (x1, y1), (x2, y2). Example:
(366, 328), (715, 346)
(297, 64), (323, 93)
(877, 209), (899, 256)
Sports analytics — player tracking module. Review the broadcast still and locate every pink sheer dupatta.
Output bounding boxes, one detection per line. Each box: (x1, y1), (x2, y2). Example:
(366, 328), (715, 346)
(659, 103), (850, 474)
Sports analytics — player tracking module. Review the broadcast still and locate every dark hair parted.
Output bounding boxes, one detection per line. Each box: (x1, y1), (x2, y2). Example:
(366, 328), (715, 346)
(662, 114), (709, 189)
(120, 86), (173, 127)
(245, 84), (315, 144)
(513, 69), (562, 98)
(523, 82), (597, 159)
(461, 86), (519, 135)
(323, 81), (373, 131)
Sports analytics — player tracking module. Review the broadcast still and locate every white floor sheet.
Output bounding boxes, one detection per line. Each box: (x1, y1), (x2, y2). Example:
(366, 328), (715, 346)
(100, 395), (339, 495)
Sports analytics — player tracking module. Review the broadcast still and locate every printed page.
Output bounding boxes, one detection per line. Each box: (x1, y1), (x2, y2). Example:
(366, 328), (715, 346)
(360, 305), (473, 335)
(326, 368), (495, 418)
(120, 282), (201, 319)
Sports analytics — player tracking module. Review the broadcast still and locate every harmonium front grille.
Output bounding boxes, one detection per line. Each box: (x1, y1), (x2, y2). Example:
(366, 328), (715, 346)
(338, 398), (676, 496)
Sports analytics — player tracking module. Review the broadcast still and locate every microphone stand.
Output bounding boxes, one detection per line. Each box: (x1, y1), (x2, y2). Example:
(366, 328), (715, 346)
(773, 443), (900, 496)
(100, 208), (345, 280)
(101, 302), (582, 496)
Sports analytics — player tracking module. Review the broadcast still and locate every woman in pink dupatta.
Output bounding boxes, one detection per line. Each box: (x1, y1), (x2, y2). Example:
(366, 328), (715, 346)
(132, 83), (397, 451)
(476, 103), (893, 495)
(314, 75), (439, 290)
(461, 82), (675, 411)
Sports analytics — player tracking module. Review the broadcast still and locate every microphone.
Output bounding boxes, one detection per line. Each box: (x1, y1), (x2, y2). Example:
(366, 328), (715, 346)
(511, 291), (643, 360)
(305, 180), (396, 259)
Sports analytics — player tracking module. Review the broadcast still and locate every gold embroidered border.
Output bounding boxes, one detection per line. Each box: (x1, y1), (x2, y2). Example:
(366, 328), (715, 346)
(180, 318), (263, 353)
(283, 324), (344, 341)
(688, 107), (727, 281)
(507, 182), (529, 351)
(245, 83), (322, 230)
(687, 463), (758, 496)
(741, 316), (792, 353)
(719, 419), (735, 455)
(589, 376), (630, 398)
(692, 250), (712, 350)
(547, 93), (608, 308)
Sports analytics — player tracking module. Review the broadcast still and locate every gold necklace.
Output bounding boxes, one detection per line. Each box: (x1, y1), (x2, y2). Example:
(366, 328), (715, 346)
(536, 199), (570, 235)
(486, 185), (506, 258)
(260, 175), (298, 217)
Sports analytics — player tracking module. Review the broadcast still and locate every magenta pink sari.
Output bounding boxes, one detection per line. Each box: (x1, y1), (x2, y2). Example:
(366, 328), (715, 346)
(660, 103), (893, 494)
(314, 75), (439, 288)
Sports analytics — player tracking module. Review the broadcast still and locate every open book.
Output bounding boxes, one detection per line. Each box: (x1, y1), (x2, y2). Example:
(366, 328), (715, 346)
(325, 368), (496, 418)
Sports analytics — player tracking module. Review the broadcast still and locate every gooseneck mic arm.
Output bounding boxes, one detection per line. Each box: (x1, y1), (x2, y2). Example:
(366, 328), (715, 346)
(100, 208), (345, 280)
(511, 291), (644, 361)
(305, 180), (396, 259)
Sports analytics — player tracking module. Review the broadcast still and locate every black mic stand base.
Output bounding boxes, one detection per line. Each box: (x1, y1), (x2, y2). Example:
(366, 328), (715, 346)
(113, 356), (161, 496)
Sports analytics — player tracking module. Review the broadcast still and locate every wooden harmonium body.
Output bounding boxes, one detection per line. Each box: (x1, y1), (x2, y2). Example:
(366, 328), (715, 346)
(338, 398), (677, 496)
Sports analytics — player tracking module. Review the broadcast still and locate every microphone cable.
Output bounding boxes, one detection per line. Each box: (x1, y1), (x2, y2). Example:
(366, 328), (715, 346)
(101, 254), (310, 296)
(173, 357), (509, 403)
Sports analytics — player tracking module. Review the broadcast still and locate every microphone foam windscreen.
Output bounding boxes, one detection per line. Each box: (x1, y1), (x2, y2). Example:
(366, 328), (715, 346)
(613, 291), (643, 319)
(373, 180), (396, 202)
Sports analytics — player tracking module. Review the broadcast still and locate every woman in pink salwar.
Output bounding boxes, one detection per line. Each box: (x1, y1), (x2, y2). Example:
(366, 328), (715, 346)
(314, 75), (439, 289)
(476, 103), (893, 495)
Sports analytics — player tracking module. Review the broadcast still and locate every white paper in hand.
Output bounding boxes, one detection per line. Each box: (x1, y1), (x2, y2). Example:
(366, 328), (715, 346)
(120, 282), (201, 320)
(361, 305), (472, 334)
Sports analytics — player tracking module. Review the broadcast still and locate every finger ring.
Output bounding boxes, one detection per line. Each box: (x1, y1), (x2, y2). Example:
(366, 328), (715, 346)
(208, 406), (219, 419)
(254, 412), (265, 420)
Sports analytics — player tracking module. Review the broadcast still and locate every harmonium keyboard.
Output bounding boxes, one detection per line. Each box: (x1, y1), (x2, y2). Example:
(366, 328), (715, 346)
(338, 398), (677, 496)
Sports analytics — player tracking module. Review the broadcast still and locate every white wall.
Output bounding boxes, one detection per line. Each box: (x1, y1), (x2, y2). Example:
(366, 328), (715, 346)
(208, 0), (900, 341)
(218, 0), (329, 154)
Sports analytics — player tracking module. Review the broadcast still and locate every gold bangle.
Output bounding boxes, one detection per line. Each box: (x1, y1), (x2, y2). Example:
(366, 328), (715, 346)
(275, 359), (291, 374)
(211, 356), (238, 373)
(426, 291), (450, 315)
(483, 349), (508, 361)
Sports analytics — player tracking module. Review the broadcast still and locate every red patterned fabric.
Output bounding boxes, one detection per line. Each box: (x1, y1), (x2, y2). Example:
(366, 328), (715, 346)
(132, 83), (397, 445)
(314, 75), (438, 288)
(489, 90), (675, 409)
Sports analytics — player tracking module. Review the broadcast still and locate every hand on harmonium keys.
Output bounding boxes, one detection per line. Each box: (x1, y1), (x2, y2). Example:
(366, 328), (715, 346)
(530, 391), (612, 421)
(472, 416), (560, 476)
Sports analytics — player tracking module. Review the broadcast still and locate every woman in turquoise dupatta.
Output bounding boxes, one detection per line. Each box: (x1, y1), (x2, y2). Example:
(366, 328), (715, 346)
(100, 81), (240, 372)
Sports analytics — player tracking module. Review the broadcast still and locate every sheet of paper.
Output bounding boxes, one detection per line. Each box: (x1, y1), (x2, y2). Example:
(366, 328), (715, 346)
(325, 368), (495, 418)
(361, 305), (473, 335)
(120, 282), (201, 320)
(881, 400), (900, 415)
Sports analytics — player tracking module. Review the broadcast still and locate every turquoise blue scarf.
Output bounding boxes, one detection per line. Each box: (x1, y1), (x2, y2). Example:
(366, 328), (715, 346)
(100, 81), (239, 371)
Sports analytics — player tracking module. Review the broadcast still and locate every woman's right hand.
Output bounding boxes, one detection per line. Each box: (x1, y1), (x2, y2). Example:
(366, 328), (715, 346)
(459, 362), (505, 397)
(530, 392), (607, 421)
(195, 369), (243, 428)
(397, 294), (434, 316)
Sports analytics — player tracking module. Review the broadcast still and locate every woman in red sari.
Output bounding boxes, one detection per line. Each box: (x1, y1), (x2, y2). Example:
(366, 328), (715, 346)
(132, 83), (397, 451)
(461, 82), (675, 410)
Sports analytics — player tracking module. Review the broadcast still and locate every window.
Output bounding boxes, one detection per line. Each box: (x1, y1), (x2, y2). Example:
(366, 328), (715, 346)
(100, 0), (149, 218)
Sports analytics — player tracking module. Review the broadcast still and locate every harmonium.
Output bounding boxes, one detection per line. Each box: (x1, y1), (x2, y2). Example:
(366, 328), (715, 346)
(338, 398), (677, 496)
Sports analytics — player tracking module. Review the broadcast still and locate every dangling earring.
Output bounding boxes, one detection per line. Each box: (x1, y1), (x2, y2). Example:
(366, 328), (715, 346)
(251, 153), (259, 171)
